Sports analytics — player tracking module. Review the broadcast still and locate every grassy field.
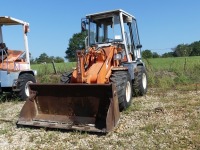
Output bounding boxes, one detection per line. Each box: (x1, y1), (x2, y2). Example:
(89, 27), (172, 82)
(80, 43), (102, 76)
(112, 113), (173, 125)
(31, 62), (76, 75)
(31, 56), (200, 88)
(0, 56), (200, 149)
(146, 56), (200, 71)
(145, 56), (200, 89)
(31, 62), (76, 83)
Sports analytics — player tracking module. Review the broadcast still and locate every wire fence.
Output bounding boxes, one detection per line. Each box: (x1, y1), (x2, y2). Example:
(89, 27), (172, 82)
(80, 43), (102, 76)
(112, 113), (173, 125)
(143, 57), (200, 92)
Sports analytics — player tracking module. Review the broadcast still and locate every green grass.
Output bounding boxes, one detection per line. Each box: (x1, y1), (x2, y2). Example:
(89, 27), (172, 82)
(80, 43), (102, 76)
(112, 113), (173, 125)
(31, 62), (76, 75)
(144, 56), (200, 88)
(31, 62), (76, 83)
(31, 56), (200, 87)
(145, 56), (200, 71)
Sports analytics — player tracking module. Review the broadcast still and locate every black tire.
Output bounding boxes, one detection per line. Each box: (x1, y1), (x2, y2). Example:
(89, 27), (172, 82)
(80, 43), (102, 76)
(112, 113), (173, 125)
(18, 73), (36, 100)
(110, 71), (133, 111)
(133, 66), (148, 96)
(60, 72), (72, 84)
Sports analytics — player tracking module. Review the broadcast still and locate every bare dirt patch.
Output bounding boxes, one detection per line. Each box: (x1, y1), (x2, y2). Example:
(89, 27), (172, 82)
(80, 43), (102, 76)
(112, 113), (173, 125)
(0, 89), (200, 150)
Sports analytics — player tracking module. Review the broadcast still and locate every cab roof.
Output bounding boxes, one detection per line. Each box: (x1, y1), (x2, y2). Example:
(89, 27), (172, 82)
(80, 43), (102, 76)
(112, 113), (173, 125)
(86, 9), (136, 19)
(0, 16), (29, 26)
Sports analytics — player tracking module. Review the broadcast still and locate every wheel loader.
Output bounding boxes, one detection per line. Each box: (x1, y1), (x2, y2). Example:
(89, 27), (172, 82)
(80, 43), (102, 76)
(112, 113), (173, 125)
(0, 16), (36, 100)
(17, 9), (148, 132)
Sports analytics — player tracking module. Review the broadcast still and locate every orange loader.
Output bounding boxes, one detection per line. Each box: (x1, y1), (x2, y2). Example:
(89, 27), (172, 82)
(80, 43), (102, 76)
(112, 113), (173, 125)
(17, 9), (148, 133)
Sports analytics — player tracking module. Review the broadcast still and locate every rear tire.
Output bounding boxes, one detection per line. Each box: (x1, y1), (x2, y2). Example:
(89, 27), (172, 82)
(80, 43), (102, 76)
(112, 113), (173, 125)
(18, 73), (36, 100)
(110, 71), (133, 111)
(133, 66), (148, 96)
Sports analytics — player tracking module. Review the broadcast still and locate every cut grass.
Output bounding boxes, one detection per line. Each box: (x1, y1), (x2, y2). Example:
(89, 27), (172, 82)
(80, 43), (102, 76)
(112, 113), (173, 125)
(0, 57), (199, 149)
(0, 89), (199, 149)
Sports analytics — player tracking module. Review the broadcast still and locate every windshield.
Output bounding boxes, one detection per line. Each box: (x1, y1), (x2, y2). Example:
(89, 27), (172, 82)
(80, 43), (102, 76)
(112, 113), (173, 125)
(89, 16), (122, 45)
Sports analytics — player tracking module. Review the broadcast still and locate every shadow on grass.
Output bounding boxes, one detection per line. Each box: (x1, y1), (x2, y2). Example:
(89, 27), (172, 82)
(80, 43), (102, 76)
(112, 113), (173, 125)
(0, 92), (20, 103)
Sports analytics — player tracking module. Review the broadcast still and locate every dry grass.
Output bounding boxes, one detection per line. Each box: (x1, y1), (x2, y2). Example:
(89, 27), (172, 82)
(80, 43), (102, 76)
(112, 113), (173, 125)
(0, 88), (200, 150)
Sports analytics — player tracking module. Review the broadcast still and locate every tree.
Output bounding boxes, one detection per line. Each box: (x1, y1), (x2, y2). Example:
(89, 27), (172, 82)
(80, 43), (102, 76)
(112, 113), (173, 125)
(54, 56), (64, 63)
(173, 41), (200, 57)
(142, 50), (153, 59)
(65, 31), (87, 62)
(162, 52), (175, 58)
(190, 48), (200, 56)
(35, 53), (50, 63)
(152, 52), (160, 58)
(33, 53), (64, 64)
(174, 44), (192, 57)
(190, 41), (200, 56)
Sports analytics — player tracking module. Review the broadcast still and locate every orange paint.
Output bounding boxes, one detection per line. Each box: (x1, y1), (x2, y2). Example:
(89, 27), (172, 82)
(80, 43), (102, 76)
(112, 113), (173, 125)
(71, 46), (118, 84)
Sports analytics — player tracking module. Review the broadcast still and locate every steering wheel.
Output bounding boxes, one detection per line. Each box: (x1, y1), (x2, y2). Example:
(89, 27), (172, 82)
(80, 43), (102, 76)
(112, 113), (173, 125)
(105, 38), (114, 43)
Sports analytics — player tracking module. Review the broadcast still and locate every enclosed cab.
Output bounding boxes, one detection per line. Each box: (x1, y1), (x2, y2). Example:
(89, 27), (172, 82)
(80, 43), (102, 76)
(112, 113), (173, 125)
(82, 9), (143, 62)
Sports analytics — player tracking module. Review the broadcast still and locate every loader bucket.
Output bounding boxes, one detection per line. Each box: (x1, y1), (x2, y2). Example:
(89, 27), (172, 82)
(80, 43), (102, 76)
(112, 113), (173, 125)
(17, 83), (120, 133)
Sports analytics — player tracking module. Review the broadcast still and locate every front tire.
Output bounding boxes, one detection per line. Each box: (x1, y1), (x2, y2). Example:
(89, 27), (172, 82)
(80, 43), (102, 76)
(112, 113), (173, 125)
(60, 72), (72, 84)
(18, 73), (36, 100)
(110, 71), (133, 111)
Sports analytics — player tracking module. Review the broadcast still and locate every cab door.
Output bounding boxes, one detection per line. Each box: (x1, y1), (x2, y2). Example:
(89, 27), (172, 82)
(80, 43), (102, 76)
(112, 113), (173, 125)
(130, 19), (142, 60)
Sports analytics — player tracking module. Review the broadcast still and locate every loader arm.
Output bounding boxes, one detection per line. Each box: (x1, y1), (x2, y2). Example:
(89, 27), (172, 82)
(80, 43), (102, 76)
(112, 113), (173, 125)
(96, 46), (116, 83)
(72, 46), (116, 84)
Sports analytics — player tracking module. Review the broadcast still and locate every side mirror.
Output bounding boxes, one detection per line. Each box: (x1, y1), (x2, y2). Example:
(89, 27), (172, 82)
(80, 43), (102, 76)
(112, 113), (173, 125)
(136, 44), (142, 49)
(81, 21), (86, 32)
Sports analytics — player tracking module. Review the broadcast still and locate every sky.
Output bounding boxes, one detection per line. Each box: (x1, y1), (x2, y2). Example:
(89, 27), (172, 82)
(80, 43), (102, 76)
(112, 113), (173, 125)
(1, 0), (200, 60)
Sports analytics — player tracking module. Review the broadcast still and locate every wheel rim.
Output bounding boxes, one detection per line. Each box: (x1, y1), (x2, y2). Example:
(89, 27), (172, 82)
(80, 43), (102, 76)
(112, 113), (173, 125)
(25, 81), (33, 97)
(126, 81), (132, 102)
(142, 73), (147, 90)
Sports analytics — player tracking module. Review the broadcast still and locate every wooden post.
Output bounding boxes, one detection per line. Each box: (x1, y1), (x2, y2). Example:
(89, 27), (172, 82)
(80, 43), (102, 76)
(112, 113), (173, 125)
(52, 60), (57, 74)
(184, 58), (187, 72)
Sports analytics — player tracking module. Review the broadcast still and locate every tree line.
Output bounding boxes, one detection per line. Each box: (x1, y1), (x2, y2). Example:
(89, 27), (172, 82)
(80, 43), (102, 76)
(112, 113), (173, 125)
(32, 31), (200, 63)
(142, 40), (200, 59)
(65, 31), (200, 61)
(31, 53), (64, 64)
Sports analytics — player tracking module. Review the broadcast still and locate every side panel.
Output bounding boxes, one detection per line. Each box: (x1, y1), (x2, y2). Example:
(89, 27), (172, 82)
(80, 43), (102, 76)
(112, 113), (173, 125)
(0, 71), (20, 87)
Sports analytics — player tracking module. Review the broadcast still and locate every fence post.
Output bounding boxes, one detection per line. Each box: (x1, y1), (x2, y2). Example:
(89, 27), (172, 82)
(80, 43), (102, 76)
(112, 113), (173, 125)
(52, 60), (57, 74)
(184, 58), (187, 72)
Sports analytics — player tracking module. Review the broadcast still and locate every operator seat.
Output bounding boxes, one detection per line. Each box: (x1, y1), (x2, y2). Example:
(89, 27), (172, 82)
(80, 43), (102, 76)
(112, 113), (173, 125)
(0, 43), (8, 60)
